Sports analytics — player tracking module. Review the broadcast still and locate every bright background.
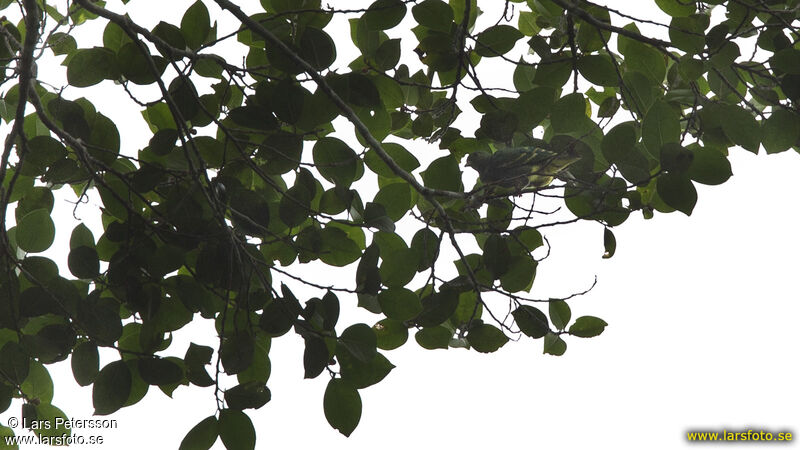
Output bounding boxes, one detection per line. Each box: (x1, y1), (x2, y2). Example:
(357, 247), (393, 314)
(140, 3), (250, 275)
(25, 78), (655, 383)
(2, 1), (799, 448)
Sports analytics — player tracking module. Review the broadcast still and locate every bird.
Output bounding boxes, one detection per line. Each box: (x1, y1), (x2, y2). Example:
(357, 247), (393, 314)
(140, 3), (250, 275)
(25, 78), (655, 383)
(465, 144), (581, 197)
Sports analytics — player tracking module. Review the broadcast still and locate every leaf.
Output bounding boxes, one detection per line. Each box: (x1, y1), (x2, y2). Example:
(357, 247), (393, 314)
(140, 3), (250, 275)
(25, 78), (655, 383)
(20, 361), (53, 404)
(657, 172), (697, 215)
(301, 27), (337, 70)
(67, 47), (117, 87)
(688, 146), (732, 185)
(179, 416), (218, 450)
(32, 403), (70, 438)
(762, 110), (800, 154)
(339, 324), (377, 362)
(218, 409), (255, 450)
(71, 341), (99, 386)
(364, 142), (420, 178)
(414, 326), (451, 349)
(467, 324), (508, 353)
(550, 93), (588, 133)
(324, 379), (362, 437)
(373, 319), (408, 350)
(512, 305), (549, 338)
(138, 357), (184, 385)
(720, 105), (761, 153)
(337, 349), (394, 389)
(578, 54), (619, 87)
(499, 256), (537, 293)
(93, 360), (132, 415)
(543, 332), (567, 356)
(602, 122), (651, 185)
(549, 300), (571, 331)
(642, 101), (680, 157)
(224, 381), (271, 410)
(421, 156), (462, 191)
(69, 223), (95, 249)
(373, 182), (413, 221)
(378, 288), (422, 321)
(15, 209), (55, 253)
(68, 246), (100, 279)
(603, 228), (616, 259)
(313, 137), (360, 187)
(655, 0), (696, 16)
(180, 0), (211, 50)
(412, 0), (454, 32)
(361, 0), (407, 30)
(475, 25), (523, 57)
(303, 337), (329, 379)
(569, 316), (609, 337)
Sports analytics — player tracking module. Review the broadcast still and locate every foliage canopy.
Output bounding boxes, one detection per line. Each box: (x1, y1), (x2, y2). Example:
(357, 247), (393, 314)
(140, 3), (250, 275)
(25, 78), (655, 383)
(0, 0), (798, 446)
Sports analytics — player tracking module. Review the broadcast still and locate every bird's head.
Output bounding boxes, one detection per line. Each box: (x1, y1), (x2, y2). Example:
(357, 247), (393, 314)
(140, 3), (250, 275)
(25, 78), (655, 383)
(465, 151), (491, 172)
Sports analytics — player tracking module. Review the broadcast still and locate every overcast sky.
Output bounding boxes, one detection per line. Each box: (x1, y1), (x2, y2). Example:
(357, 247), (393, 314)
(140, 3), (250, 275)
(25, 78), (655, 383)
(2, 1), (799, 449)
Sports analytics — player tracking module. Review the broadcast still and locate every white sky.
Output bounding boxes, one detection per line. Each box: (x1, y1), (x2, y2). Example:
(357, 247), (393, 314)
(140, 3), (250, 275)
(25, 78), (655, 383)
(1, 0), (799, 449)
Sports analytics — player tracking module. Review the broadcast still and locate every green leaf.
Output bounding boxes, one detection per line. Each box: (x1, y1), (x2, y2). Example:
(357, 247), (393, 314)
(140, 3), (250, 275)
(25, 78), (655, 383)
(414, 326), (451, 349)
(602, 122), (651, 185)
(412, 0), (454, 32)
(69, 223), (95, 249)
(180, 416), (219, 450)
(578, 54), (619, 87)
(499, 256), (537, 293)
(475, 25), (523, 57)
(138, 357), (184, 385)
(655, 0), (696, 16)
(67, 47), (117, 87)
(303, 337), (329, 379)
(31, 403), (70, 438)
(0, 343), (28, 385)
(364, 143), (420, 177)
(93, 360), (132, 415)
(324, 379), (362, 437)
(378, 288), (422, 321)
(379, 246), (417, 288)
(669, 15), (707, 54)
(762, 110), (800, 154)
(71, 341), (99, 386)
(657, 172), (697, 215)
(361, 0), (407, 30)
(421, 155), (462, 191)
(180, 0), (211, 50)
(483, 234), (511, 278)
(20, 361), (53, 404)
(373, 319), (408, 350)
(569, 316), (608, 337)
(68, 246), (100, 279)
(543, 332), (567, 356)
(467, 324), (508, 353)
(720, 105), (761, 153)
(373, 182), (413, 221)
(624, 42), (666, 84)
(642, 101), (680, 157)
(218, 409), (255, 450)
(301, 27), (337, 70)
(549, 300), (571, 331)
(512, 305), (549, 338)
(339, 324), (377, 362)
(551, 93), (588, 133)
(15, 209), (55, 253)
(224, 381), (271, 410)
(415, 289), (459, 327)
(603, 227), (616, 259)
(688, 146), (732, 185)
(337, 349), (394, 389)
(313, 137), (360, 187)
